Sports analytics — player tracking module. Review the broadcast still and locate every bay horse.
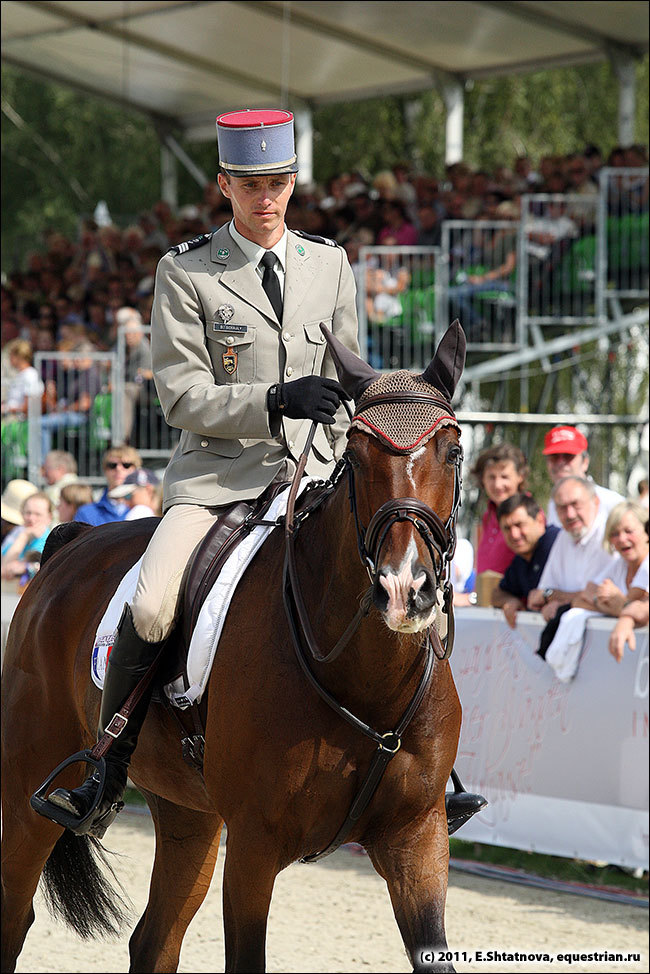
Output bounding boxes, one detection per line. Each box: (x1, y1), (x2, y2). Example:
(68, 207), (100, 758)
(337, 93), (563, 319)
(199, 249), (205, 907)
(2, 321), (469, 974)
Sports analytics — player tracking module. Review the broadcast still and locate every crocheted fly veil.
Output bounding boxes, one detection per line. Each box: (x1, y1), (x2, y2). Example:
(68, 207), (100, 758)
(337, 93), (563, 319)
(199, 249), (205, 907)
(351, 371), (458, 451)
(320, 320), (466, 452)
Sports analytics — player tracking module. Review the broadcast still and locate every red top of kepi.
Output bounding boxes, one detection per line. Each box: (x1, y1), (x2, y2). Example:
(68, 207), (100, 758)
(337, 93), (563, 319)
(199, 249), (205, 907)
(216, 110), (294, 129)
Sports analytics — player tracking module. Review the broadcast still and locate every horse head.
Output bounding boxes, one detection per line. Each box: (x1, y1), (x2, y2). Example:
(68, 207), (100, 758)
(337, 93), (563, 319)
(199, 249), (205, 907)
(322, 321), (465, 635)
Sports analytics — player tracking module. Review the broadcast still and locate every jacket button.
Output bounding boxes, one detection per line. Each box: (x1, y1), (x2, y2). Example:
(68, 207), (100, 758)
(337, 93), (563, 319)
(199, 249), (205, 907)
(286, 366), (293, 377)
(201, 440), (209, 447)
(283, 331), (292, 341)
(226, 336), (235, 345)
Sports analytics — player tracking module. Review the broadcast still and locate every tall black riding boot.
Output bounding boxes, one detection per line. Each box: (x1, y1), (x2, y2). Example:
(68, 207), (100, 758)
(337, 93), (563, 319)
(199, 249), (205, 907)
(47, 604), (164, 839)
(445, 767), (488, 836)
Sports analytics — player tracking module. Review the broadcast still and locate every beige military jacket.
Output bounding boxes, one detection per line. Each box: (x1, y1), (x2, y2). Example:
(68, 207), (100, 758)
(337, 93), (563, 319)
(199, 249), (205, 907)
(151, 224), (360, 511)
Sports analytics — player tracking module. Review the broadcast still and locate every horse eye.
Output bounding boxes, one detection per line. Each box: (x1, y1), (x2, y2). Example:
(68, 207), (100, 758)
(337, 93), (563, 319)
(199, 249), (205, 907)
(447, 445), (462, 465)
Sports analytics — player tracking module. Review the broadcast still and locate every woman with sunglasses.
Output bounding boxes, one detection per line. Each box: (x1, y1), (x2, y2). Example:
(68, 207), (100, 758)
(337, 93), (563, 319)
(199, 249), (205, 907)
(73, 446), (142, 526)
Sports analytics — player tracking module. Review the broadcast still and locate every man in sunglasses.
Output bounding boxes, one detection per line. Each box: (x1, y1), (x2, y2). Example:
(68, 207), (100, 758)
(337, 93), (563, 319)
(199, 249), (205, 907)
(74, 446), (143, 526)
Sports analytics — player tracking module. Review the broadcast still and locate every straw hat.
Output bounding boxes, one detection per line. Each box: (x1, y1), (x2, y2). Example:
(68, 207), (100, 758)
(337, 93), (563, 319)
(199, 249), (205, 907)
(1, 479), (39, 525)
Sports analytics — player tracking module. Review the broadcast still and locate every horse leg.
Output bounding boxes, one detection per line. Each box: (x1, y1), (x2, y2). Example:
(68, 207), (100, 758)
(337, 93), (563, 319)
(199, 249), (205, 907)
(367, 803), (457, 974)
(221, 825), (279, 973)
(128, 793), (223, 974)
(1, 811), (61, 973)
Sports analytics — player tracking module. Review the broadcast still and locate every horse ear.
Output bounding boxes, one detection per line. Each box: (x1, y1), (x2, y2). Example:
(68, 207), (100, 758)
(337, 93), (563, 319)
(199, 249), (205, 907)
(421, 319), (466, 401)
(320, 324), (382, 401)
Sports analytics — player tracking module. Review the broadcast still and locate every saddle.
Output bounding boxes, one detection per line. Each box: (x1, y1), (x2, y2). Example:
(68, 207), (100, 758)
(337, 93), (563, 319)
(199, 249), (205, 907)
(158, 477), (329, 769)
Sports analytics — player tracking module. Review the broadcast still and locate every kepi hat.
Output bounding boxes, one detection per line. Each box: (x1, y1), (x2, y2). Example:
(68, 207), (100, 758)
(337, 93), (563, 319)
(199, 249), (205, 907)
(217, 109), (299, 177)
(542, 425), (588, 456)
(1, 479), (39, 525)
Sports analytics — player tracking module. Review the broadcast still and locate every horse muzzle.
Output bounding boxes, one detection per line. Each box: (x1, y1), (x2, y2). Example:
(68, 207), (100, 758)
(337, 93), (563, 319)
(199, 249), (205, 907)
(373, 562), (438, 633)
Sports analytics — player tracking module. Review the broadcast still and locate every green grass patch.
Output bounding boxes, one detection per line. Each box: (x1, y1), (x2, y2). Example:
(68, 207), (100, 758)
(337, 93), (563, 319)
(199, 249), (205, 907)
(124, 784), (148, 807)
(450, 837), (648, 896)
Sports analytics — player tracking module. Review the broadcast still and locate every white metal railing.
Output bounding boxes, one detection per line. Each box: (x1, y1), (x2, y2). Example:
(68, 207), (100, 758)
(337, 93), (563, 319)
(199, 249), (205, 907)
(356, 168), (647, 370)
(597, 166), (649, 319)
(357, 246), (440, 370)
(27, 350), (117, 485)
(437, 220), (520, 349)
(113, 324), (179, 460)
(518, 193), (600, 329)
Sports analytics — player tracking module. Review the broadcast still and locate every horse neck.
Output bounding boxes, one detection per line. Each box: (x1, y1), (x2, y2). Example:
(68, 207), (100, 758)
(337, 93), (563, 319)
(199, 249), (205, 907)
(294, 475), (428, 722)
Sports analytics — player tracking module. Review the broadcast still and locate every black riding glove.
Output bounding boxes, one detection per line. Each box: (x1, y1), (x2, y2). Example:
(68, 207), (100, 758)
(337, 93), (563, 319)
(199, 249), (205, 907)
(267, 376), (350, 425)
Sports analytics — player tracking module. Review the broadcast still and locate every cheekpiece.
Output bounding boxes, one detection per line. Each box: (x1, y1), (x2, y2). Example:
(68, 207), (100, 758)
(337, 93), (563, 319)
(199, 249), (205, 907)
(216, 109), (299, 176)
(350, 371), (460, 454)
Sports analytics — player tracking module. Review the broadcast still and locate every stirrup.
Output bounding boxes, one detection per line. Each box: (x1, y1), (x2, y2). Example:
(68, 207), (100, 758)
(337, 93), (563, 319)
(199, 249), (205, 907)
(446, 790), (488, 836)
(445, 768), (487, 836)
(30, 750), (115, 836)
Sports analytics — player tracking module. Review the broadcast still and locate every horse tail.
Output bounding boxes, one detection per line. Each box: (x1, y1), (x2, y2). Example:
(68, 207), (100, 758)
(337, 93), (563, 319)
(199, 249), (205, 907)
(40, 830), (131, 938)
(41, 522), (93, 567)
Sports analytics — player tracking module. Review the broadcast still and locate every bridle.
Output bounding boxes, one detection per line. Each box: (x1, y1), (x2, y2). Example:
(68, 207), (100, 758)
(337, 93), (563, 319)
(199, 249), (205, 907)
(282, 388), (463, 862)
(285, 391), (463, 665)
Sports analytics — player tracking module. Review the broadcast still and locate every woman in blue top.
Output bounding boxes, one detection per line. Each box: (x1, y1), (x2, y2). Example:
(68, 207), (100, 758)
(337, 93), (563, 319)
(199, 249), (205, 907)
(1, 492), (53, 584)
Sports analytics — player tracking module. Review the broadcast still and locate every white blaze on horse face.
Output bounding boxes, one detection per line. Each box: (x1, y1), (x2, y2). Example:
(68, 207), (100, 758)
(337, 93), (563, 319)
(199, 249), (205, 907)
(406, 446), (427, 492)
(379, 537), (436, 633)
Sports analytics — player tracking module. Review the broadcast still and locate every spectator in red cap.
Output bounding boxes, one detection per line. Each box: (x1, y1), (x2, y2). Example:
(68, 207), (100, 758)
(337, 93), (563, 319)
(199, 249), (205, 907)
(542, 425), (624, 528)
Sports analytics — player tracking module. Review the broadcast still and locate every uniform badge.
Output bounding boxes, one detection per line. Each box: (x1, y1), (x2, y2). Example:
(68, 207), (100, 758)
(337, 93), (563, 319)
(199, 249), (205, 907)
(296, 244), (305, 256)
(222, 351), (238, 375)
(216, 303), (235, 323)
(217, 247), (230, 259)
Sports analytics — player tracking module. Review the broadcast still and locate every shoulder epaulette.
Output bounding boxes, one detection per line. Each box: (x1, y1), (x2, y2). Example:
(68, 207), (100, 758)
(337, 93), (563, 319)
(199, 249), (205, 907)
(293, 229), (338, 248)
(168, 232), (213, 256)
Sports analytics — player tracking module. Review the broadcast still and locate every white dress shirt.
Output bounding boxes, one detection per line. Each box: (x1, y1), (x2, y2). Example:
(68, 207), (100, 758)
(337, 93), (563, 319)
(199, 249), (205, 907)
(228, 220), (287, 298)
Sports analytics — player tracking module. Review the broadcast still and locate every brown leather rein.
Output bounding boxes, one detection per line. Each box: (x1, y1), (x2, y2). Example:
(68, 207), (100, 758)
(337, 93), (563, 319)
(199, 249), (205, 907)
(282, 391), (463, 861)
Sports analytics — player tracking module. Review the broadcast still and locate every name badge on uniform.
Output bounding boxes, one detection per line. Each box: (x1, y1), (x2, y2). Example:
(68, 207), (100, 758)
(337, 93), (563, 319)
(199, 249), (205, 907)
(222, 351), (238, 375)
(213, 323), (248, 334)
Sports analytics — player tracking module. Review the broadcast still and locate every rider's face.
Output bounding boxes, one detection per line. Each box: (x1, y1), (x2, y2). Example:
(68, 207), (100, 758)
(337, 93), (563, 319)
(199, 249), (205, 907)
(218, 173), (296, 246)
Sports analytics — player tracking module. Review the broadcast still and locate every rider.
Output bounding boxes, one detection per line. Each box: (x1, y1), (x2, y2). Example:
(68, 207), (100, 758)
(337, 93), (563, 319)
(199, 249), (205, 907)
(45, 109), (357, 836)
(43, 109), (484, 838)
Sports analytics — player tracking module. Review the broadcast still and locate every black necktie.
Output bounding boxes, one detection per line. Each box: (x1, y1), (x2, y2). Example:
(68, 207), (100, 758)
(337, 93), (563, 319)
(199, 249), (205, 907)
(260, 252), (283, 322)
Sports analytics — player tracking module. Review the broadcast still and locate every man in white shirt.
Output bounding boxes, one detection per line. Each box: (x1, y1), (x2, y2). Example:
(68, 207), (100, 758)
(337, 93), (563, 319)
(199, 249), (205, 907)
(542, 425), (624, 528)
(529, 476), (614, 621)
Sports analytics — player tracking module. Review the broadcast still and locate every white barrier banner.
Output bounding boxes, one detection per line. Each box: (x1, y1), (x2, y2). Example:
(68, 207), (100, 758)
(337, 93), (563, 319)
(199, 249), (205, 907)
(451, 608), (649, 869)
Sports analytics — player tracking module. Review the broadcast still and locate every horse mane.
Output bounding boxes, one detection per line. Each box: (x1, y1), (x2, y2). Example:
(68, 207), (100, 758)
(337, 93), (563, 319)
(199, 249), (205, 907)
(41, 522), (94, 566)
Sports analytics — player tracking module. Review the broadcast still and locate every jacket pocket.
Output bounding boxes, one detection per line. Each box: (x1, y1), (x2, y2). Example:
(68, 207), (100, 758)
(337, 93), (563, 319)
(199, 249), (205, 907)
(303, 318), (331, 374)
(183, 431), (244, 458)
(206, 327), (257, 384)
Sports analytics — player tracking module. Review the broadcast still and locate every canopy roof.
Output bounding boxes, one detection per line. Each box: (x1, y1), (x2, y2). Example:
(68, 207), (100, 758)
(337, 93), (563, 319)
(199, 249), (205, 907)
(2, 1), (648, 141)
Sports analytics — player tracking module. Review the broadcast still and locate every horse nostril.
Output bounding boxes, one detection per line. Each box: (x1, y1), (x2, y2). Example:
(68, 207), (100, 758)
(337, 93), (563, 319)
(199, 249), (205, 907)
(407, 569), (436, 617)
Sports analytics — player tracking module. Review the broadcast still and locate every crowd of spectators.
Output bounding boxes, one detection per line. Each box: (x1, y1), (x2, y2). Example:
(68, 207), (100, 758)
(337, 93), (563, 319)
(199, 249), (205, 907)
(2, 142), (647, 365)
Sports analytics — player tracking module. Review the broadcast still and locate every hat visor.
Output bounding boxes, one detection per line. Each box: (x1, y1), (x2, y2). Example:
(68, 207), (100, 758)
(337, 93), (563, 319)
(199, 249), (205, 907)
(220, 161), (299, 177)
(108, 485), (135, 499)
(542, 443), (583, 456)
(1, 505), (24, 525)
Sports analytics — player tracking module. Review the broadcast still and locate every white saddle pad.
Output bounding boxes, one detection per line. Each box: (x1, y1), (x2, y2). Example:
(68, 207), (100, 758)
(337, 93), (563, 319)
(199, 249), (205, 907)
(91, 479), (314, 708)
